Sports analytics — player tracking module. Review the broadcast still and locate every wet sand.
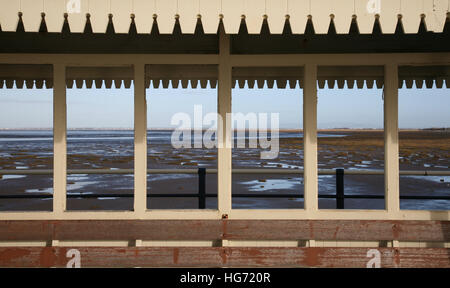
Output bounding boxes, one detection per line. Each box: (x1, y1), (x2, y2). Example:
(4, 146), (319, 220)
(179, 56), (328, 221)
(0, 129), (448, 211)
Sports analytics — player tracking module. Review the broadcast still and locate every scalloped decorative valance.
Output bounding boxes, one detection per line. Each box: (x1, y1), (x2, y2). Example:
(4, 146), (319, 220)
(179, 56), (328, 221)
(0, 0), (449, 34)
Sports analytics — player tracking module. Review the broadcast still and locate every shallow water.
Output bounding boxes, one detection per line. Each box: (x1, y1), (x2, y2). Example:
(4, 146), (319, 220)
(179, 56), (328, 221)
(0, 130), (448, 211)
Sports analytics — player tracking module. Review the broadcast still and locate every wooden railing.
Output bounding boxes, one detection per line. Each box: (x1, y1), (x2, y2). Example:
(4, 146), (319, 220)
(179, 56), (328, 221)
(0, 220), (448, 267)
(1, 168), (449, 209)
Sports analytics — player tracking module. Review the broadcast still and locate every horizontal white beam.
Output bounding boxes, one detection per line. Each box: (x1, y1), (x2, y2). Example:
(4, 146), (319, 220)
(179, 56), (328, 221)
(0, 209), (449, 221)
(0, 54), (449, 89)
(0, 54), (220, 65)
(0, 53), (449, 66)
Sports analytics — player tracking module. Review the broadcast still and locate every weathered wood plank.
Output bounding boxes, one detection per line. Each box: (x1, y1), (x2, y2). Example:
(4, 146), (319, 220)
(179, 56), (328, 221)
(224, 220), (450, 242)
(0, 220), (449, 242)
(0, 247), (448, 268)
(0, 220), (223, 241)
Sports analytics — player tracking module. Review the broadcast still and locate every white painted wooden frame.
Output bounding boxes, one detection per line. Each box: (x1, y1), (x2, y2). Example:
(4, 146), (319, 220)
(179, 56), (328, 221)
(303, 63), (318, 213)
(134, 63), (147, 216)
(0, 52), (449, 221)
(0, 0), (448, 34)
(217, 28), (232, 216)
(384, 64), (400, 213)
(53, 63), (67, 216)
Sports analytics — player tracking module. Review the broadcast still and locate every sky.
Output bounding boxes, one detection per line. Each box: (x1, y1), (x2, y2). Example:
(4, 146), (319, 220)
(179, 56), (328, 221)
(0, 83), (448, 129)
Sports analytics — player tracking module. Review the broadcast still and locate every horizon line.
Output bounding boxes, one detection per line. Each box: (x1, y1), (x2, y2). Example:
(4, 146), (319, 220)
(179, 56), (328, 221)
(0, 127), (448, 131)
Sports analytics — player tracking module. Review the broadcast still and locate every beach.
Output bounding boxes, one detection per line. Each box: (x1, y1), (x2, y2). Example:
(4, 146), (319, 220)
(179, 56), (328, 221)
(0, 129), (448, 211)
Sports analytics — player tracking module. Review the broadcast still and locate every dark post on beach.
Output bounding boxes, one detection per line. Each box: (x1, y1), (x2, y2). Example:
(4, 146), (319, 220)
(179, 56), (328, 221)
(336, 168), (345, 209)
(198, 168), (206, 209)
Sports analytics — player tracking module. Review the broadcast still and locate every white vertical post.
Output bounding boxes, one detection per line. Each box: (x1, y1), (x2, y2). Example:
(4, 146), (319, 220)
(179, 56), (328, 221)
(218, 26), (232, 215)
(134, 63), (147, 215)
(303, 64), (318, 212)
(384, 64), (400, 213)
(53, 63), (67, 215)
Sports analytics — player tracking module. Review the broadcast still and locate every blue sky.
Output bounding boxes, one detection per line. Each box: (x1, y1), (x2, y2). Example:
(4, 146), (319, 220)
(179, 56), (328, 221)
(0, 83), (448, 129)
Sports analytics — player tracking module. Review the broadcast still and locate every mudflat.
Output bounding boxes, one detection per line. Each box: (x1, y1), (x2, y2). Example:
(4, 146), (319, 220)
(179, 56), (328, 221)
(0, 129), (448, 211)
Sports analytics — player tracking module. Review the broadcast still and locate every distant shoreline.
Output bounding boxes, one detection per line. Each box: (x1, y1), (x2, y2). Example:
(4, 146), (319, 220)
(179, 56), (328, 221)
(0, 128), (448, 132)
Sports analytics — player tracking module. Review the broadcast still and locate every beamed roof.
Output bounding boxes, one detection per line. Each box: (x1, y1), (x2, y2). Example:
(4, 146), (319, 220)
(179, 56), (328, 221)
(0, 1), (449, 89)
